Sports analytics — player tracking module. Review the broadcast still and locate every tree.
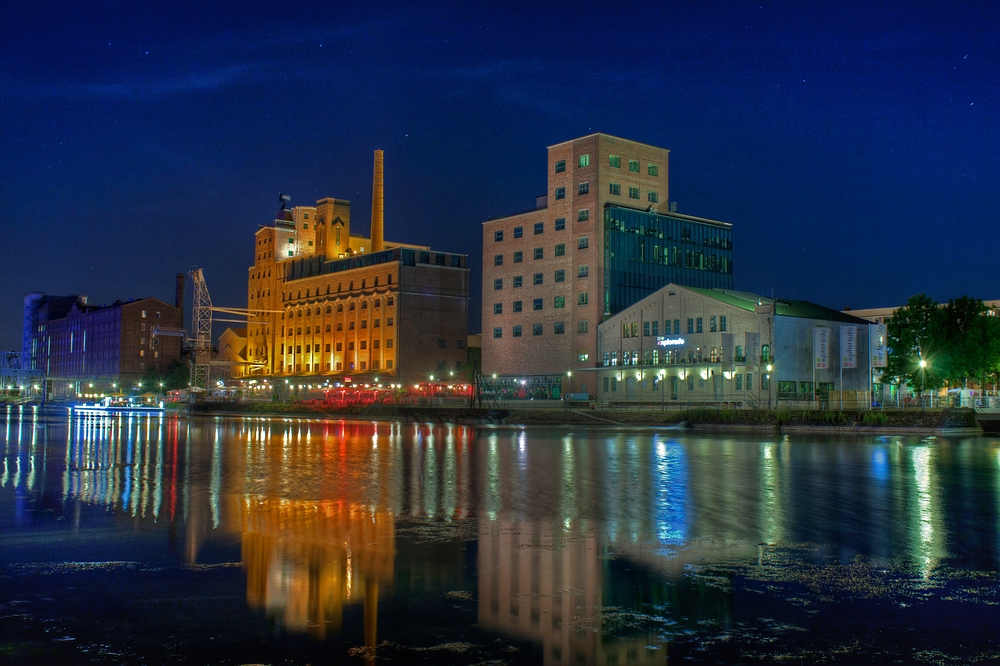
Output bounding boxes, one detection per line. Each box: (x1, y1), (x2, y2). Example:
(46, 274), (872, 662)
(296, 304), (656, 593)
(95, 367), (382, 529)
(141, 360), (189, 392)
(940, 297), (989, 387)
(884, 294), (946, 390)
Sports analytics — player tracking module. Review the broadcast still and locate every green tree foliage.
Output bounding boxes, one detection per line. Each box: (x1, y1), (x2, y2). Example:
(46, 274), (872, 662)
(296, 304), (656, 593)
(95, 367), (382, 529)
(884, 294), (946, 389)
(141, 360), (189, 392)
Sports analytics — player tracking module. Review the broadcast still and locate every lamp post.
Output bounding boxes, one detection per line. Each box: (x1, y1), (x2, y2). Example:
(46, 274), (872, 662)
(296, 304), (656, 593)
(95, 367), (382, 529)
(766, 364), (773, 410)
(919, 358), (927, 410)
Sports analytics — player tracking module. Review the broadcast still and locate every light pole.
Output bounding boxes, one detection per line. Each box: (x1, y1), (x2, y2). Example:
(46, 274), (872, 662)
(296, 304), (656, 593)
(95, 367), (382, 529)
(766, 364), (773, 410)
(919, 358), (927, 410)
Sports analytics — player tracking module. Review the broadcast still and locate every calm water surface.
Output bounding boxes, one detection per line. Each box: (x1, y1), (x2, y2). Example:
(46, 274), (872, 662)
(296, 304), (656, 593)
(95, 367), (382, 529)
(2, 405), (1000, 664)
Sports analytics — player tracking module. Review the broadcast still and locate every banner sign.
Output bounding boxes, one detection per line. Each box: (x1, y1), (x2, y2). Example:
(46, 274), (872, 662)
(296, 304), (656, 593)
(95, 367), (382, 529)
(814, 327), (829, 369)
(721, 333), (734, 365)
(745, 332), (759, 367)
(870, 324), (888, 368)
(841, 326), (857, 369)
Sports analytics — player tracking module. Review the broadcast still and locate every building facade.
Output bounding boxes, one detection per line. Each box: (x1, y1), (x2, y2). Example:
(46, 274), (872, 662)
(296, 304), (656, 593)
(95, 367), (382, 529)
(482, 134), (733, 396)
(595, 284), (875, 407)
(22, 292), (184, 391)
(244, 151), (470, 385)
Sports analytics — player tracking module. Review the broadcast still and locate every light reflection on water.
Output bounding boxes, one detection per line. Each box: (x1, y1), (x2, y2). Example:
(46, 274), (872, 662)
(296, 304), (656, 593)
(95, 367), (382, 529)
(3, 406), (1000, 663)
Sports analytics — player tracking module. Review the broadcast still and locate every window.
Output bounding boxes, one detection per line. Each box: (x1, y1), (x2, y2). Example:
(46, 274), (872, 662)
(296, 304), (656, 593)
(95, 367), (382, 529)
(629, 159), (639, 172)
(373, 320), (379, 328)
(554, 270), (565, 282)
(609, 182), (621, 196)
(578, 182), (589, 195)
(513, 250), (523, 263)
(578, 209), (589, 221)
(337, 322), (343, 331)
(308, 240), (313, 246)
(494, 278), (503, 290)
(555, 187), (566, 200)
(533, 324), (543, 336)
(720, 316), (727, 332)
(762, 373), (770, 390)
(577, 265), (588, 277)
(554, 296), (565, 308)
(578, 349), (589, 362)
(609, 154), (621, 168)
(578, 292), (589, 305)
(360, 340), (367, 350)
(493, 303), (503, 315)
(386, 339), (393, 347)
(141, 310), (147, 318)
(494, 327), (502, 339)
(336, 342), (343, 351)
(513, 226), (523, 238)
(578, 321), (589, 333)
(674, 319), (680, 333)
(643, 321), (650, 336)
(554, 243), (565, 256)
(578, 236), (589, 249)
(513, 325), (522, 338)
(494, 254), (503, 266)
(648, 163), (659, 176)
(534, 222), (544, 235)
(533, 247), (543, 260)
(648, 190), (658, 204)
(747, 373), (754, 390)
(387, 317), (394, 326)
(687, 318), (694, 334)
(533, 273), (543, 285)
(651, 321), (659, 336)
(762, 344), (772, 363)
(554, 160), (565, 173)
(457, 339), (465, 349)
(513, 300), (523, 312)
(628, 186), (640, 199)
(555, 217), (565, 230)
(513, 275), (523, 287)
(710, 316), (717, 332)
(438, 339), (447, 349)
(578, 154), (590, 167)
(533, 298), (543, 311)
(494, 230), (504, 242)
(697, 318), (703, 333)
(349, 321), (355, 330)
(554, 322), (565, 334)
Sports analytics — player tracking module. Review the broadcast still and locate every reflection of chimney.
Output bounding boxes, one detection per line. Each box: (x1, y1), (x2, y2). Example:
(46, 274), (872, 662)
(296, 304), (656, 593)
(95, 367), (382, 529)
(175, 273), (185, 310)
(371, 150), (384, 252)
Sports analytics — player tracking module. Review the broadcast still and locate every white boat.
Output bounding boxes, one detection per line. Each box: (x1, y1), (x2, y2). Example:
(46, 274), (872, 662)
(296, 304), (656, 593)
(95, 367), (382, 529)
(71, 396), (165, 415)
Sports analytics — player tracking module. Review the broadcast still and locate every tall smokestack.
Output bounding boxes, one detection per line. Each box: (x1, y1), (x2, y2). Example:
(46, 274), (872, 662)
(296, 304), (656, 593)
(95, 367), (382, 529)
(175, 273), (185, 310)
(371, 149), (384, 252)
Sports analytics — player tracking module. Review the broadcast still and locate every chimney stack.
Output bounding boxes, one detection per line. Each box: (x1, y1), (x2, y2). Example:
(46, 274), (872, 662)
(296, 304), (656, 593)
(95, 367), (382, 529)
(175, 273), (185, 310)
(371, 149), (384, 253)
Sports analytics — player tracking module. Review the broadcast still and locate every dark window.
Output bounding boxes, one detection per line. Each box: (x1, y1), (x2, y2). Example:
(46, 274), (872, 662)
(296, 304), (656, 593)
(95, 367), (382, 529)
(513, 300), (522, 312)
(494, 230), (504, 242)
(533, 247), (543, 260)
(513, 226), (523, 238)
(533, 273), (543, 285)
(513, 325), (522, 337)
(555, 270), (565, 282)
(513, 250), (523, 263)
(554, 160), (565, 173)
(513, 275), (523, 287)
(534, 222), (544, 234)
(494, 278), (503, 290)
(533, 324), (543, 336)
(555, 187), (565, 200)
(493, 327), (502, 339)
(555, 218), (565, 230)
(555, 244), (565, 256)
(494, 254), (503, 266)
(578, 182), (589, 195)
(493, 303), (503, 314)
(533, 298), (543, 311)
(554, 322), (565, 334)
(438, 339), (447, 349)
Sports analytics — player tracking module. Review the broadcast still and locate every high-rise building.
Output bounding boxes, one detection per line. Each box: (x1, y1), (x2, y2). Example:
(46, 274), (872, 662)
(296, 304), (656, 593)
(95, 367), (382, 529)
(244, 151), (470, 384)
(482, 134), (733, 396)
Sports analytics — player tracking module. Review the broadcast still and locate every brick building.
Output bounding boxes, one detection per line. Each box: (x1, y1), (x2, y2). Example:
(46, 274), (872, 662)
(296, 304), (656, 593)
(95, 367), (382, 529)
(243, 151), (470, 385)
(482, 134), (733, 397)
(22, 290), (184, 393)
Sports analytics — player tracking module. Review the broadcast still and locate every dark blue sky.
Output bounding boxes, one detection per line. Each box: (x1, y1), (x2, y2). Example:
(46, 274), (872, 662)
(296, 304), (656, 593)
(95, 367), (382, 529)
(2, 1), (998, 350)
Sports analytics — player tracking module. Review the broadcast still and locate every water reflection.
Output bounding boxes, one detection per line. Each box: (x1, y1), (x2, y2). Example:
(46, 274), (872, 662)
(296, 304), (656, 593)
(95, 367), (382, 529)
(3, 409), (1000, 663)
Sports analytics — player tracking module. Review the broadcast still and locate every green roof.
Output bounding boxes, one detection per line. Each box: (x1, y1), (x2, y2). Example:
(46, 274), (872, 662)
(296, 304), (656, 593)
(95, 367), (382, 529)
(677, 285), (871, 324)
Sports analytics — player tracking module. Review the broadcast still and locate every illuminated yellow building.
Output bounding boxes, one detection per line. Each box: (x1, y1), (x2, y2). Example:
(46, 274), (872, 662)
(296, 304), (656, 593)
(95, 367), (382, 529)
(244, 151), (470, 384)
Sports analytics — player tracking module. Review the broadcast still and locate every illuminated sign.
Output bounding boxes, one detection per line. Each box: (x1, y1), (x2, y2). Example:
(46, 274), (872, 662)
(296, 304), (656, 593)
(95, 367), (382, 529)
(656, 336), (686, 347)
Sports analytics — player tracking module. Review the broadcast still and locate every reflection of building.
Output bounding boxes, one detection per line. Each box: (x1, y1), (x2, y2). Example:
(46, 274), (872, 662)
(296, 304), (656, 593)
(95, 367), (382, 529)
(482, 134), (733, 395)
(244, 151), (469, 384)
(595, 283), (875, 407)
(22, 285), (184, 391)
(241, 498), (394, 640)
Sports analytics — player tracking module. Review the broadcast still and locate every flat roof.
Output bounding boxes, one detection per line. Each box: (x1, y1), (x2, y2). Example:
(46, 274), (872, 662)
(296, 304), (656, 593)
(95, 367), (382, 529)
(547, 132), (671, 153)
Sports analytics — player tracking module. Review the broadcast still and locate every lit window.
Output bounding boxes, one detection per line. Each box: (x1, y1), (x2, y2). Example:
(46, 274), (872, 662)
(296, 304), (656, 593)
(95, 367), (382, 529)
(578, 349), (589, 362)
(648, 163), (658, 176)
(609, 154), (621, 168)
(555, 218), (565, 230)
(554, 296), (565, 308)
(629, 159), (639, 172)
(555, 244), (565, 256)
(628, 186), (640, 199)
(578, 182), (589, 195)
(578, 154), (590, 167)
(578, 209), (589, 221)
(554, 160), (565, 173)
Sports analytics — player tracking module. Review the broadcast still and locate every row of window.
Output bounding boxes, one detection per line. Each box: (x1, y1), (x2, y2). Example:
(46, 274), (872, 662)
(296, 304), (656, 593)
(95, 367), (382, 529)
(602, 344), (772, 366)
(621, 316), (729, 338)
(601, 372), (766, 394)
(493, 218), (566, 242)
(285, 317), (394, 335)
(281, 359), (393, 373)
(554, 155), (659, 175)
(494, 321), (592, 338)
(283, 297), (395, 318)
(284, 278), (395, 301)
(493, 237), (589, 266)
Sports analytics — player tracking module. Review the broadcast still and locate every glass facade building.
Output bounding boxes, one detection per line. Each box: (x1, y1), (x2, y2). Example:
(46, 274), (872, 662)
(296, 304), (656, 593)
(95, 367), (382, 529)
(603, 206), (733, 315)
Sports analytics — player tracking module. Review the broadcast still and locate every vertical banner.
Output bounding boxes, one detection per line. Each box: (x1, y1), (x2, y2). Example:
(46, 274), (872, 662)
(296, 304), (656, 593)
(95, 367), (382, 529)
(814, 327), (829, 369)
(745, 332), (759, 367)
(841, 325), (857, 369)
(721, 333), (734, 365)
(870, 323), (887, 368)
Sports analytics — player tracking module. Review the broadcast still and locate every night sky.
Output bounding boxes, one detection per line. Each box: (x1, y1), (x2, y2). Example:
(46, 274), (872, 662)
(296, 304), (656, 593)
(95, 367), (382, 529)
(2, 1), (998, 351)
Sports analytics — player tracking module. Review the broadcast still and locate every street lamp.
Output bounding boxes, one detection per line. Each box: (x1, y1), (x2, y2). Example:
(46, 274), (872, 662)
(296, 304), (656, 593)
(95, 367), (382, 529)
(766, 364), (773, 410)
(919, 358), (927, 410)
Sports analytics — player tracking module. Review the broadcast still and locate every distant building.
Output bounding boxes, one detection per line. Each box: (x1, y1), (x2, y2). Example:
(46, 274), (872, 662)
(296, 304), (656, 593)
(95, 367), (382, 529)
(595, 284), (876, 407)
(244, 151), (469, 385)
(482, 134), (733, 397)
(22, 289), (184, 394)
